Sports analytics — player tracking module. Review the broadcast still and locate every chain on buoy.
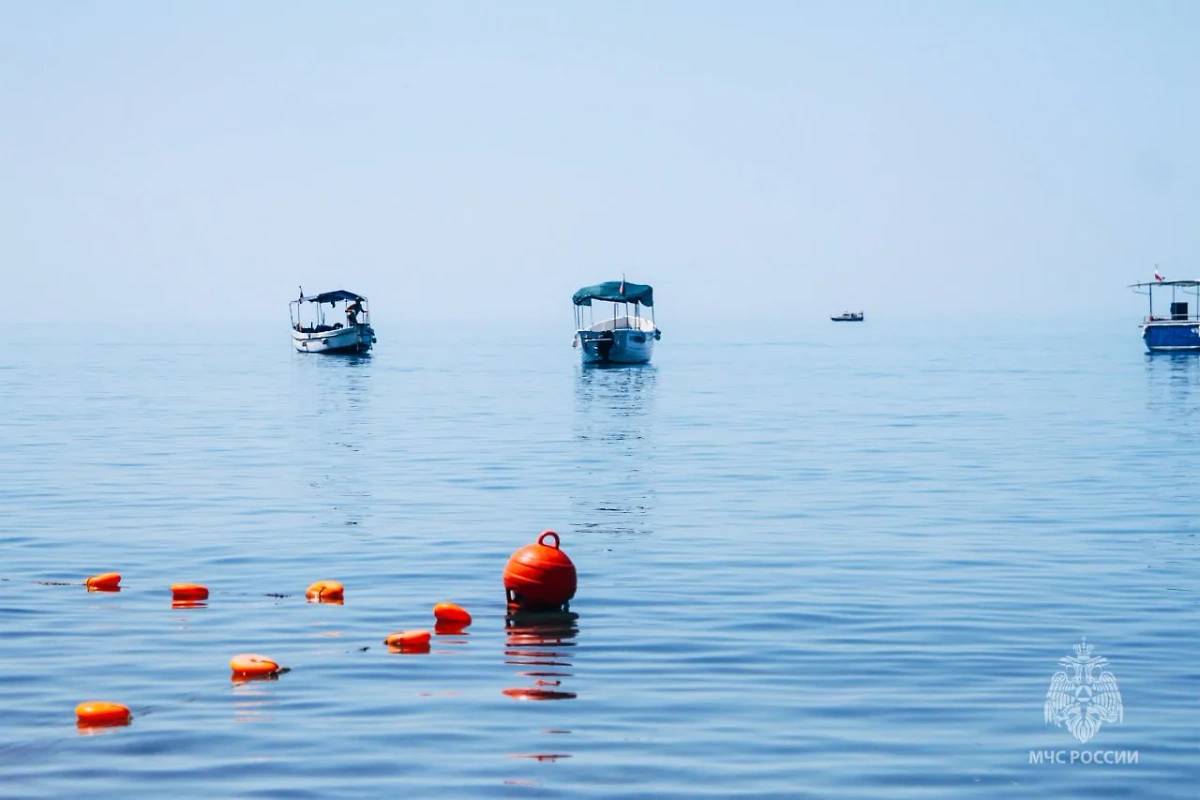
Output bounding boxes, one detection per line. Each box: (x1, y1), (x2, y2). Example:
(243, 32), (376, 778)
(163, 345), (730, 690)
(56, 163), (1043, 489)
(503, 531), (577, 614)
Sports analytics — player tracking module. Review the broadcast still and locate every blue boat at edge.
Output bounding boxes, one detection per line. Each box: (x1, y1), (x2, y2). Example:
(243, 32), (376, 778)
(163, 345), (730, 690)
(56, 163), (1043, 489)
(1132, 276), (1200, 352)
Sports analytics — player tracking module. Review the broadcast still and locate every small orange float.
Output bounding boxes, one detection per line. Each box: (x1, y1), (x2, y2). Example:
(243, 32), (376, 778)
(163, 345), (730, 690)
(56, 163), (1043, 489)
(433, 602), (472, 627)
(75, 701), (131, 727)
(230, 653), (280, 679)
(85, 573), (121, 592)
(306, 580), (344, 602)
(384, 630), (431, 649)
(171, 583), (209, 601)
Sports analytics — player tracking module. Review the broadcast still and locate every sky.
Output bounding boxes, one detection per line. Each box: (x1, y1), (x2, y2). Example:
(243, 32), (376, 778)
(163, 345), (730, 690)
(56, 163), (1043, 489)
(1, 1), (1197, 325)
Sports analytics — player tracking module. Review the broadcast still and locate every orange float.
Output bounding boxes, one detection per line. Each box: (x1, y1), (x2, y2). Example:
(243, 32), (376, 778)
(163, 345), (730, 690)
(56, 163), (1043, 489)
(306, 580), (344, 602)
(384, 630), (432, 649)
(171, 583), (209, 601)
(433, 602), (472, 627)
(85, 573), (121, 592)
(230, 653), (280, 679)
(75, 701), (131, 727)
(503, 531), (576, 612)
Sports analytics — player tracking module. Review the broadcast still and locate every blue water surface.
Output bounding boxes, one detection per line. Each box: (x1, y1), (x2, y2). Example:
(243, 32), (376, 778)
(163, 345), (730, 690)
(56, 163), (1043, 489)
(0, 319), (1196, 798)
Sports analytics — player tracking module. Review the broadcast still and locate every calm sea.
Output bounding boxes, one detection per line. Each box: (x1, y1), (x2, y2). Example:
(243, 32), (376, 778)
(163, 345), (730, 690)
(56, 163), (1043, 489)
(1, 318), (1197, 798)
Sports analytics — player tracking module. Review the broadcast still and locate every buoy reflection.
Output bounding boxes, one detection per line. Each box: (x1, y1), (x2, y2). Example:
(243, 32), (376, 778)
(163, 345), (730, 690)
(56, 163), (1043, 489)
(503, 613), (579, 701)
(506, 753), (572, 761)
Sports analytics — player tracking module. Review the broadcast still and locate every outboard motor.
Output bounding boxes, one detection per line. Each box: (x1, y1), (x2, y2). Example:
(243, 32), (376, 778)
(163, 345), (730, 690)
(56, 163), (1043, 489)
(596, 330), (615, 360)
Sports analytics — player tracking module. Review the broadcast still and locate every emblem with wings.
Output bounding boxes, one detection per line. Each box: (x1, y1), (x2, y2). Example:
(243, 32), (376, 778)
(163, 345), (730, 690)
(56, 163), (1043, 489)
(1044, 639), (1123, 743)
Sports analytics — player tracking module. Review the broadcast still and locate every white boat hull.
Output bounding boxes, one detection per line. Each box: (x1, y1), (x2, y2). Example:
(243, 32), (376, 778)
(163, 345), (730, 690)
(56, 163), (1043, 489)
(577, 327), (656, 365)
(292, 324), (375, 354)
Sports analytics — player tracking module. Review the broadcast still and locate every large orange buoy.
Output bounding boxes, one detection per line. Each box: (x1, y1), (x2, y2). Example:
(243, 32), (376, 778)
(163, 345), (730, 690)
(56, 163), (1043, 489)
(85, 573), (121, 592)
(75, 701), (131, 727)
(384, 630), (431, 650)
(306, 580), (344, 602)
(433, 602), (472, 627)
(230, 653), (280, 679)
(171, 583), (209, 601)
(503, 531), (576, 612)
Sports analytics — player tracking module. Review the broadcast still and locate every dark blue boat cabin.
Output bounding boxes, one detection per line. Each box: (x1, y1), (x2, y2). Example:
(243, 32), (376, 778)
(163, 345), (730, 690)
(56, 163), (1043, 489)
(1132, 278), (1200, 352)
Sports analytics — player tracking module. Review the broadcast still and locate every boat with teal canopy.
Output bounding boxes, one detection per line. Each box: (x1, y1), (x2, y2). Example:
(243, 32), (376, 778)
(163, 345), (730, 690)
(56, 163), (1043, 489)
(289, 287), (377, 354)
(572, 278), (660, 365)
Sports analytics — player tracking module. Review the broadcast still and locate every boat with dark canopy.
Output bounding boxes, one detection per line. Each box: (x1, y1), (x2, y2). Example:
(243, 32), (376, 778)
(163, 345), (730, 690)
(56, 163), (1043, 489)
(290, 289), (377, 354)
(1131, 276), (1200, 352)
(572, 279), (661, 365)
(831, 311), (864, 322)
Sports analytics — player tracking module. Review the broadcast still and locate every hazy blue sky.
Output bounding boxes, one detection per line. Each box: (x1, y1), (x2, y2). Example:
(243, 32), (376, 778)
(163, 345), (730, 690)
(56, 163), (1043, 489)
(2, 1), (1196, 325)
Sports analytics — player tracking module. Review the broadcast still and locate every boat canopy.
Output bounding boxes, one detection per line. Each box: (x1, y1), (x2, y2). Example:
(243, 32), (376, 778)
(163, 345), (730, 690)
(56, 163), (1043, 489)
(572, 281), (653, 307)
(299, 290), (366, 304)
(1130, 280), (1200, 288)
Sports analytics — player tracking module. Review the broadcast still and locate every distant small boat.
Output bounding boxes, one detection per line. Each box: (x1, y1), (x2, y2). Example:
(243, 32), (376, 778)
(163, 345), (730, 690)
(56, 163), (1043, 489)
(831, 311), (864, 322)
(1131, 275), (1200, 352)
(290, 289), (377, 354)
(572, 279), (661, 365)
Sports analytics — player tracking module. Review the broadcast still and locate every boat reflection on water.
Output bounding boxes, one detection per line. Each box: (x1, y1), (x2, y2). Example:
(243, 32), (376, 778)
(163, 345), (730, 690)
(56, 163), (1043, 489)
(1145, 350), (1200, 417)
(292, 351), (374, 532)
(502, 612), (579, 701)
(573, 364), (657, 540)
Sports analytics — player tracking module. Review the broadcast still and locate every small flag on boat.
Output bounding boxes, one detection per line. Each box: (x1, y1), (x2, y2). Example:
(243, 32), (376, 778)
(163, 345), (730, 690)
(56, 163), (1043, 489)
(1155, 271), (1164, 282)
(619, 279), (625, 296)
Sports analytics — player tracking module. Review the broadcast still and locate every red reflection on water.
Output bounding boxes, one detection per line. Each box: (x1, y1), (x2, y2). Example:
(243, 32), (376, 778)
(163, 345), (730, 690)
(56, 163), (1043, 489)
(171, 600), (207, 611)
(230, 672), (280, 684)
(517, 671), (570, 677)
(434, 621), (470, 636)
(503, 614), (580, 703)
(502, 688), (578, 701)
(506, 753), (572, 761)
(76, 720), (130, 734)
(386, 644), (431, 655)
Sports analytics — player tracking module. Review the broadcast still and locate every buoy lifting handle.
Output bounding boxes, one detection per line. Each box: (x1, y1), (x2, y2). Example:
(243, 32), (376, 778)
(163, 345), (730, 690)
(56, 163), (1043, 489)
(538, 530), (560, 548)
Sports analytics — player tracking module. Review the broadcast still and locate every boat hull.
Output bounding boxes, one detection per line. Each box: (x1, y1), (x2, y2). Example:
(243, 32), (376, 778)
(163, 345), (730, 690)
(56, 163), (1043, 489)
(577, 328), (655, 365)
(292, 325), (375, 354)
(1142, 321), (1200, 352)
